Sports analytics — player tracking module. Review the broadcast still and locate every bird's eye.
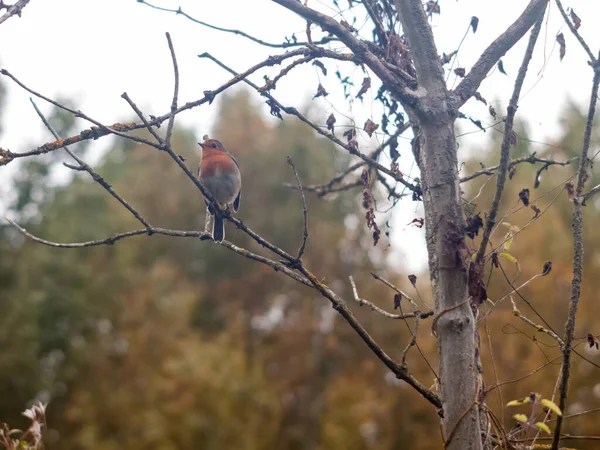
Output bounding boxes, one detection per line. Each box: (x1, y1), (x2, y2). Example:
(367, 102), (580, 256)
(211, 143), (217, 148)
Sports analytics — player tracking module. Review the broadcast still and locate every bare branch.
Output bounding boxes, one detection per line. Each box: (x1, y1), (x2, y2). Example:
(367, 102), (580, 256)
(272, 0), (419, 105)
(349, 276), (433, 320)
(29, 98), (153, 233)
(137, 0), (336, 49)
(453, 0), (548, 107)
(164, 32), (179, 149)
(475, 12), (544, 263)
(199, 52), (419, 192)
(459, 154), (574, 184)
(286, 156), (308, 260)
(553, 57), (600, 450)
(0, 0), (30, 25)
(510, 296), (564, 345)
(554, 0), (597, 65)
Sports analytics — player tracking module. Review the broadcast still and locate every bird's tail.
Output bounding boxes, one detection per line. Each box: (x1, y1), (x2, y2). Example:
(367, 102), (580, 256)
(212, 213), (225, 243)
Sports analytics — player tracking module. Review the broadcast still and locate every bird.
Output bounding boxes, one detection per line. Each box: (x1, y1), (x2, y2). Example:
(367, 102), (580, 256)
(198, 138), (241, 243)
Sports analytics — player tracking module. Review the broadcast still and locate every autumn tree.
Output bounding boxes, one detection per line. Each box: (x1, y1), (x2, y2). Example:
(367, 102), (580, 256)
(1, 1), (600, 449)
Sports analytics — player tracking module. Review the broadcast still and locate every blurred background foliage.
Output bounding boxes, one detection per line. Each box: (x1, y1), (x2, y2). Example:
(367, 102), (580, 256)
(1, 89), (600, 449)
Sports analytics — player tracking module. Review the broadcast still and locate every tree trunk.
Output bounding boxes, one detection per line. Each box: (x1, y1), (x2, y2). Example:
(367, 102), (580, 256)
(413, 109), (481, 449)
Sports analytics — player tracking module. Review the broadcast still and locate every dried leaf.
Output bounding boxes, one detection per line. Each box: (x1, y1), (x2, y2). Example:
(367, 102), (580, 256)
(470, 16), (479, 33)
(530, 204), (541, 218)
(355, 77), (371, 99)
(587, 333), (599, 350)
(425, 1), (440, 14)
(266, 99), (283, 120)
(312, 60), (327, 76)
(510, 130), (518, 146)
(556, 33), (566, 61)
(518, 188), (530, 206)
(465, 213), (484, 239)
(407, 218), (424, 228)
(488, 105), (497, 120)
(389, 137), (399, 162)
(541, 260), (552, 276)
(393, 292), (402, 310)
(508, 163), (517, 180)
(498, 60), (508, 76)
(363, 119), (379, 137)
(326, 113), (336, 134)
(569, 9), (581, 30)
(408, 274), (417, 287)
(491, 252), (499, 268)
(343, 127), (356, 143)
(313, 83), (329, 99)
(565, 181), (575, 200)
(473, 91), (487, 105)
(454, 67), (466, 78)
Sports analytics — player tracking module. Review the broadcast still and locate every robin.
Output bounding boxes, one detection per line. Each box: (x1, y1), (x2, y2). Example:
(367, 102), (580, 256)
(198, 139), (242, 243)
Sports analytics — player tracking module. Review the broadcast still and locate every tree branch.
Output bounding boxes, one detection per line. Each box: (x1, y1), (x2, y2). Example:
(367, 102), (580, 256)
(0, 0), (30, 25)
(552, 57), (600, 450)
(394, 0), (445, 92)
(554, 0), (597, 66)
(475, 11), (544, 263)
(453, 0), (548, 107)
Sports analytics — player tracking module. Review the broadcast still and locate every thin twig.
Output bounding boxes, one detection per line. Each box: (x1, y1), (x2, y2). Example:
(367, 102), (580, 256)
(137, 0), (336, 49)
(510, 296), (564, 345)
(552, 56), (600, 450)
(476, 12), (544, 263)
(120, 92), (163, 144)
(29, 98), (153, 232)
(164, 32), (179, 149)
(349, 276), (433, 320)
(287, 156), (308, 260)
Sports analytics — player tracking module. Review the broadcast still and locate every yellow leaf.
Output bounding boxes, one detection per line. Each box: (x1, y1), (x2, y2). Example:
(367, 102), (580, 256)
(507, 396), (531, 407)
(541, 398), (562, 416)
(504, 232), (513, 250)
(500, 252), (520, 271)
(535, 422), (551, 434)
(513, 413), (528, 423)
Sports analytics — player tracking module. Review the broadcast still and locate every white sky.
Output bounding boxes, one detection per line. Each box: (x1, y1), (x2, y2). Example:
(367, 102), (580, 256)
(1, 0), (599, 271)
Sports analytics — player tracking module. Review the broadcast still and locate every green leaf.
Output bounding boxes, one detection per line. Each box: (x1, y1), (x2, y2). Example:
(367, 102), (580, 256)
(513, 413), (528, 423)
(535, 422), (551, 433)
(541, 398), (562, 416)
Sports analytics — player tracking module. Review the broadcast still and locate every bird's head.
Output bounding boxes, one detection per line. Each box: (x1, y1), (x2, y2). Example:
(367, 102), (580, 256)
(199, 139), (227, 152)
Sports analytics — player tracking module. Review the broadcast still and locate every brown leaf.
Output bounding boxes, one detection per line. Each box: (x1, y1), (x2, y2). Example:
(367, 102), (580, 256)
(454, 67), (466, 78)
(465, 213), (484, 239)
(474, 91), (487, 105)
(425, 1), (440, 14)
(570, 9), (581, 30)
(326, 113), (336, 134)
(489, 105), (497, 120)
(355, 77), (371, 99)
(530, 204), (541, 219)
(393, 293), (402, 310)
(491, 252), (499, 269)
(541, 260), (552, 276)
(556, 33), (566, 61)
(407, 218), (424, 228)
(510, 130), (518, 146)
(408, 274), (417, 287)
(518, 188), (530, 206)
(565, 181), (575, 200)
(312, 60), (327, 76)
(343, 127), (356, 143)
(587, 333), (599, 350)
(509, 163), (517, 180)
(363, 119), (379, 137)
(313, 83), (329, 99)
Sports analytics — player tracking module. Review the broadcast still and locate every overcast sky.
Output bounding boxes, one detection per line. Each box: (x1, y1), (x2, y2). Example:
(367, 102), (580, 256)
(1, 0), (598, 271)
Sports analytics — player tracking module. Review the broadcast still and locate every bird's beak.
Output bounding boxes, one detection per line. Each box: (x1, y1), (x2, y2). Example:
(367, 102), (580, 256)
(198, 142), (205, 149)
